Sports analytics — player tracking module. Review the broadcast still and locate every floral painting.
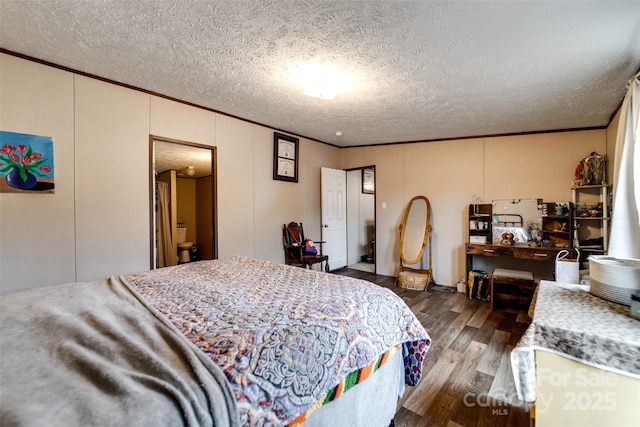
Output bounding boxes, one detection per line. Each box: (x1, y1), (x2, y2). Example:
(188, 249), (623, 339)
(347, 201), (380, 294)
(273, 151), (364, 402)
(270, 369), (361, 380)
(0, 131), (55, 193)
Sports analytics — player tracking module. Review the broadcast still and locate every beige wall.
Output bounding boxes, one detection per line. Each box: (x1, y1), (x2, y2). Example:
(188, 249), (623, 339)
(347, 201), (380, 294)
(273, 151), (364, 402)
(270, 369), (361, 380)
(74, 76), (151, 281)
(0, 53), (341, 293)
(606, 107), (621, 185)
(342, 130), (611, 284)
(0, 55), (76, 289)
(0, 53), (623, 292)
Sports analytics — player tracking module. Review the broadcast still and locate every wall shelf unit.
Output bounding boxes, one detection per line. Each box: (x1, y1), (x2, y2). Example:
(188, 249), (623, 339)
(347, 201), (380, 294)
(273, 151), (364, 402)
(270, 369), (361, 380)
(468, 204), (492, 244)
(541, 202), (573, 249)
(571, 185), (610, 256)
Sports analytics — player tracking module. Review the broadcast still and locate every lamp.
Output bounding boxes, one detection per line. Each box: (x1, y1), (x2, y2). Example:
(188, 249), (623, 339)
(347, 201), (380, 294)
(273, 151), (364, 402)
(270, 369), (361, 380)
(184, 166), (195, 176)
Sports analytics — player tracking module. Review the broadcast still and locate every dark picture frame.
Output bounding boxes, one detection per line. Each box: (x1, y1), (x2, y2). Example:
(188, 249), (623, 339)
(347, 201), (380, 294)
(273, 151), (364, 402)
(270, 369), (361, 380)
(362, 168), (375, 194)
(273, 133), (299, 182)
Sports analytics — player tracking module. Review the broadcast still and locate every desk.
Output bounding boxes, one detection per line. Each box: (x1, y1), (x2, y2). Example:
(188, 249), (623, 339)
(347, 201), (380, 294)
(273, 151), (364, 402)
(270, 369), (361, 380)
(465, 243), (565, 278)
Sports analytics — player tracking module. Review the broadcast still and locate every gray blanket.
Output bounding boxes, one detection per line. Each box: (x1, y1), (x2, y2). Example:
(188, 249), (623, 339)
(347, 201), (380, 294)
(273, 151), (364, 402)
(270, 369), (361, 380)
(0, 276), (239, 427)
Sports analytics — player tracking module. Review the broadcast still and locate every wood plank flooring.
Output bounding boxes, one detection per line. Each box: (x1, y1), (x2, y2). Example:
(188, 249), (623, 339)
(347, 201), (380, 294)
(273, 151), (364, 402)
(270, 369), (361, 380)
(333, 268), (532, 427)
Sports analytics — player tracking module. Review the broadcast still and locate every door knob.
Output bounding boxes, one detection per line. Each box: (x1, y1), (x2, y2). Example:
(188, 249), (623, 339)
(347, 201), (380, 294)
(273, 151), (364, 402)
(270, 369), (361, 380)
(323, 224), (328, 228)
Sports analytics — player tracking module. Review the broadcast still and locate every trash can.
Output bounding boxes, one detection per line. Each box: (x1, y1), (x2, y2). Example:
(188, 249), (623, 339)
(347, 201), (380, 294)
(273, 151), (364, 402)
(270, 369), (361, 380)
(190, 244), (199, 261)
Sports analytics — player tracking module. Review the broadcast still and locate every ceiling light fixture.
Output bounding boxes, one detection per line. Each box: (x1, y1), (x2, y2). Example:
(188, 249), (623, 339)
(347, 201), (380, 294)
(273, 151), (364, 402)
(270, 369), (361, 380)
(184, 166), (195, 176)
(303, 84), (338, 100)
(291, 63), (355, 100)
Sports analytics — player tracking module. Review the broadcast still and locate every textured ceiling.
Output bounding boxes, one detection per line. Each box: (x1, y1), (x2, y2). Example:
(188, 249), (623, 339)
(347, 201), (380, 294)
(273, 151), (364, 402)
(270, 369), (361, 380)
(1, 0), (639, 147)
(154, 140), (212, 179)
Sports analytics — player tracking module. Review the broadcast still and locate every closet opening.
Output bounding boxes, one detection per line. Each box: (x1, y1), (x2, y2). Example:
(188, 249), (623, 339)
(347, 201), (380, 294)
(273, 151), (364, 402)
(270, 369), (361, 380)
(346, 166), (376, 273)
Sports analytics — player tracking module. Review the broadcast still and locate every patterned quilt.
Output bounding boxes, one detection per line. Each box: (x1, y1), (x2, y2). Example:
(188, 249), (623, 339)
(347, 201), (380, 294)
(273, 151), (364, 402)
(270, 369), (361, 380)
(123, 256), (431, 426)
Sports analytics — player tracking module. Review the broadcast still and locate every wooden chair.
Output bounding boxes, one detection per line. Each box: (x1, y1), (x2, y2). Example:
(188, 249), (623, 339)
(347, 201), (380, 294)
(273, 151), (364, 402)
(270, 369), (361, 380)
(282, 222), (330, 272)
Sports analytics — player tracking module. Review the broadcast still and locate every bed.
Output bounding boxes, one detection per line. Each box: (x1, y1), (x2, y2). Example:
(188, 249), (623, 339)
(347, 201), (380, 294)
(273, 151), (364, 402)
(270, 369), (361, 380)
(491, 213), (530, 243)
(0, 256), (431, 426)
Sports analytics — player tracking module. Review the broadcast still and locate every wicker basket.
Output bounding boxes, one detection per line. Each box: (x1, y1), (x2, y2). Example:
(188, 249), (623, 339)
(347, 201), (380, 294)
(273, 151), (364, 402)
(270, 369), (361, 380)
(398, 271), (429, 291)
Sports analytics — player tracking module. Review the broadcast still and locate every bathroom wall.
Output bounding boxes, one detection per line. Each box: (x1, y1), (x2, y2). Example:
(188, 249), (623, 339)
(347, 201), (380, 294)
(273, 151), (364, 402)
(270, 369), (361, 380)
(196, 176), (214, 259)
(175, 175), (215, 260)
(176, 177), (197, 243)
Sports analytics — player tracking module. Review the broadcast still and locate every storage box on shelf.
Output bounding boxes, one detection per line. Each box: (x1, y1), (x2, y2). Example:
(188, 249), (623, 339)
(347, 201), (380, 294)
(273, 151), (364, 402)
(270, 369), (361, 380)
(541, 202), (573, 249)
(468, 204), (492, 244)
(571, 185), (610, 259)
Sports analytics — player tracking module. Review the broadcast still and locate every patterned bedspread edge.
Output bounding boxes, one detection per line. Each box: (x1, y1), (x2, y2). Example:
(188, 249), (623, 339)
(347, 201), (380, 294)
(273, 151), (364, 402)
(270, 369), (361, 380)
(286, 345), (400, 426)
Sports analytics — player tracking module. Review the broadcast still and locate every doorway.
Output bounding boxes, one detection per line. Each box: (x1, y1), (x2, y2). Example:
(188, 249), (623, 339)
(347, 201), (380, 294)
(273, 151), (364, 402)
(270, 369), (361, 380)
(149, 136), (217, 269)
(346, 166), (375, 273)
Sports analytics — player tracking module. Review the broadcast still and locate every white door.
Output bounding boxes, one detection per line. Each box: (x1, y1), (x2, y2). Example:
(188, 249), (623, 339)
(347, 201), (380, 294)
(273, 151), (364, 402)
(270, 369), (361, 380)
(321, 167), (347, 270)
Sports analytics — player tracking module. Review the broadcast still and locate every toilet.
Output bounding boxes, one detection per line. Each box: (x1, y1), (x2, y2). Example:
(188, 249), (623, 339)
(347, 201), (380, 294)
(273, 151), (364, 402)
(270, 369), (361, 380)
(176, 228), (194, 263)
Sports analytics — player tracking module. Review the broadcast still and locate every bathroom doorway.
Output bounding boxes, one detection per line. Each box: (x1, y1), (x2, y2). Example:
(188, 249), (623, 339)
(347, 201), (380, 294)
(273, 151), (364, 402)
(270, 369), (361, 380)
(149, 136), (217, 269)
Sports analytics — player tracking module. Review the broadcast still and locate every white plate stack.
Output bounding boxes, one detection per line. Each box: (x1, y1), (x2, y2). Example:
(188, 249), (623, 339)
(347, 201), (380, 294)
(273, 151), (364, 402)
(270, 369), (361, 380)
(589, 256), (640, 306)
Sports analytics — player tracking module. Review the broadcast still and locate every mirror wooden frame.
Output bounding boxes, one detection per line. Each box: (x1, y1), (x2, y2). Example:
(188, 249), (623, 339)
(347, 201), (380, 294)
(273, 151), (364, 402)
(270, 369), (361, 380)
(399, 195), (432, 265)
(398, 195), (433, 290)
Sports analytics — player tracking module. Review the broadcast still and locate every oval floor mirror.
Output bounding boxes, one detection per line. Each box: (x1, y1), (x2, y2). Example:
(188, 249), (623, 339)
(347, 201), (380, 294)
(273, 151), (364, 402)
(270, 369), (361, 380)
(398, 195), (433, 291)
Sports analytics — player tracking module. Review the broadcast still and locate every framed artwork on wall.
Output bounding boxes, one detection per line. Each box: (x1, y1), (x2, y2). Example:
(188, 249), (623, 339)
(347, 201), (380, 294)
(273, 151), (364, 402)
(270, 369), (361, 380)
(362, 168), (375, 194)
(273, 132), (299, 183)
(0, 130), (55, 194)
